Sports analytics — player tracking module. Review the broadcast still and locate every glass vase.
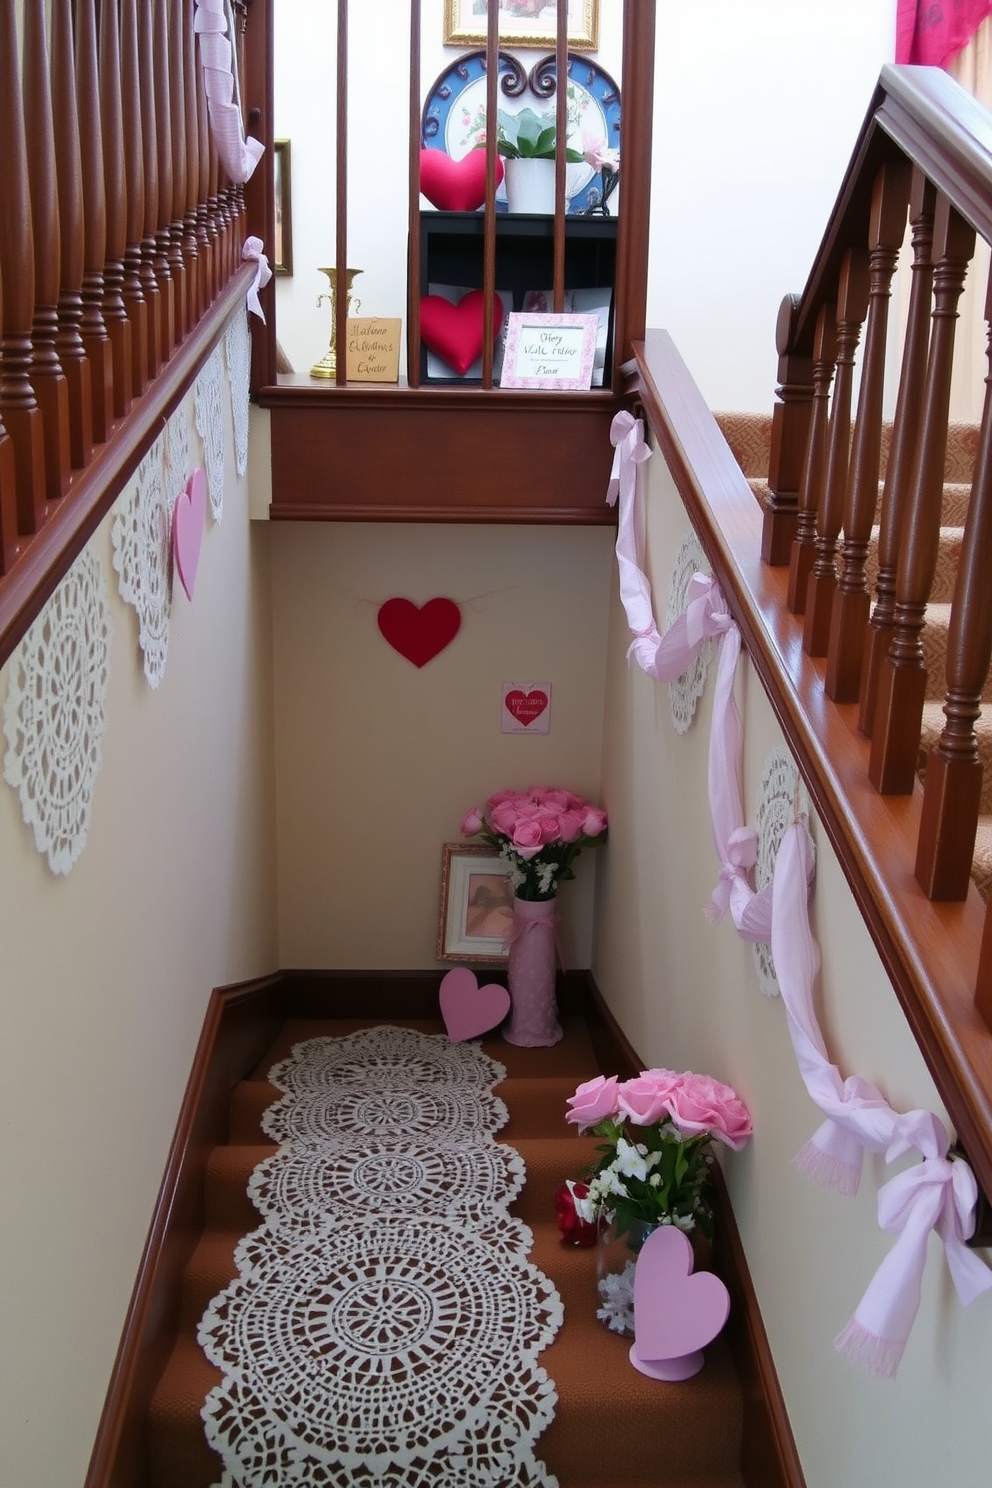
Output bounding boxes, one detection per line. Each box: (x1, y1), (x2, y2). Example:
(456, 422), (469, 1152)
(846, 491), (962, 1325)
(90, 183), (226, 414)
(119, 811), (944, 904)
(503, 894), (562, 1047)
(595, 1216), (659, 1337)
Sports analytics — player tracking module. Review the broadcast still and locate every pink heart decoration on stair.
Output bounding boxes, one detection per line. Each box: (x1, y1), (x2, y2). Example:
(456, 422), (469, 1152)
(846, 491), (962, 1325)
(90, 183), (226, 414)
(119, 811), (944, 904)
(419, 290), (504, 377)
(173, 467), (207, 601)
(377, 597), (462, 668)
(439, 968), (510, 1043)
(419, 148), (504, 212)
(631, 1225), (730, 1380)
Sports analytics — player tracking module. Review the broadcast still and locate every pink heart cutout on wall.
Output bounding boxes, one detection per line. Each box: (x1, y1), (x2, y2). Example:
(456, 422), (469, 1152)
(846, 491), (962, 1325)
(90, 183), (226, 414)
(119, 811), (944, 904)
(420, 290), (504, 377)
(420, 148), (504, 212)
(505, 689), (549, 726)
(173, 467), (207, 601)
(631, 1225), (730, 1380)
(377, 597), (461, 667)
(439, 968), (510, 1042)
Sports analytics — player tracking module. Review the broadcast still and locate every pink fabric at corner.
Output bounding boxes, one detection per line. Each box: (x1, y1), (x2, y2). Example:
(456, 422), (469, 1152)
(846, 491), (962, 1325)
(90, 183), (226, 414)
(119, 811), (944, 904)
(896, 0), (992, 66)
(194, 0), (265, 185)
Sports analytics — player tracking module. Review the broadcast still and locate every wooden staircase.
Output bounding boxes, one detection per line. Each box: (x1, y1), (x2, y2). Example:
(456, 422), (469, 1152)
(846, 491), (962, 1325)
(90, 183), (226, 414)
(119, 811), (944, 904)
(145, 1010), (746, 1487)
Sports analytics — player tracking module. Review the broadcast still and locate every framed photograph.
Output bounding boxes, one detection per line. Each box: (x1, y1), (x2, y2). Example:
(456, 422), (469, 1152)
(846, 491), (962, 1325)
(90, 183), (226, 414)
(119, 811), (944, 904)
(500, 311), (599, 390)
(273, 139), (293, 276)
(443, 0), (600, 52)
(438, 843), (514, 963)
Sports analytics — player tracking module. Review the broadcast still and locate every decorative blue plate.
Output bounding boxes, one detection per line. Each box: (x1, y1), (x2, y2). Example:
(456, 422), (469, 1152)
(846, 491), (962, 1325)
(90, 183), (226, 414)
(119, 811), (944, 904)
(421, 50), (621, 216)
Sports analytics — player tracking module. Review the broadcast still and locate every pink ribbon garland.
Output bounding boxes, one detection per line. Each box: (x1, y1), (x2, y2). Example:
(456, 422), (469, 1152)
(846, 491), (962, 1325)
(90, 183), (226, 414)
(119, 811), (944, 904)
(606, 423), (992, 1376)
(194, 0), (265, 186)
(242, 237), (272, 321)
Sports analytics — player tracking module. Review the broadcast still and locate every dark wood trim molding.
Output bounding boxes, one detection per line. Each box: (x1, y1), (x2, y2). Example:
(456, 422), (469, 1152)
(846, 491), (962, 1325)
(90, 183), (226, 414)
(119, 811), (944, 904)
(582, 972), (807, 1488)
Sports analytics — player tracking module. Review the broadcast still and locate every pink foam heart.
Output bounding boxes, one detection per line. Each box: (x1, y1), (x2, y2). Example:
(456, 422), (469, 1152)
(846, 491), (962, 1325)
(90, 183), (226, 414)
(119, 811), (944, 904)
(505, 689), (549, 726)
(439, 968), (510, 1042)
(632, 1225), (730, 1375)
(420, 289), (504, 377)
(420, 147), (504, 212)
(377, 597), (461, 668)
(173, 467), (206, 601)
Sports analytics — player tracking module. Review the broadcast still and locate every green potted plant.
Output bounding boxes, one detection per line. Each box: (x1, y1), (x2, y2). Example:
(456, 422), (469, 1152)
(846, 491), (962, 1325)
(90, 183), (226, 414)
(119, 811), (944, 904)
(496, 106), (584, 212)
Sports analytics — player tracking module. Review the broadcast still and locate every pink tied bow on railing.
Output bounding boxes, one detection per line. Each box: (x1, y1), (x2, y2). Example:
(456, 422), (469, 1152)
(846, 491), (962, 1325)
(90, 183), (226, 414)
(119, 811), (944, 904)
(772, 822), (992, 1377)
(194, 0), (265, 185)
(242, 238), (272, 321)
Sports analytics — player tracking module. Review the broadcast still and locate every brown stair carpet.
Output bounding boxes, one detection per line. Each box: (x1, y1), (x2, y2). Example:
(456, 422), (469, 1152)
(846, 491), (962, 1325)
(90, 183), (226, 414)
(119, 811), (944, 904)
(148, 1015), (745, 1486)
(716, 410), (992, 898)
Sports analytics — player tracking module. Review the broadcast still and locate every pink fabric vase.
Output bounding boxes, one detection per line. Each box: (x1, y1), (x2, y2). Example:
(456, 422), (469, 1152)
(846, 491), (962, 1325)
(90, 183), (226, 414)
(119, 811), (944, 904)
(503, 895), (563, 1047)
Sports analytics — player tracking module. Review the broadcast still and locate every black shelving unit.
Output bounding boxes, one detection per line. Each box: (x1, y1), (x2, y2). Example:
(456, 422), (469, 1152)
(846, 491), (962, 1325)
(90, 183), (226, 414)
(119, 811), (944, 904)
(415, 210), (618, 385)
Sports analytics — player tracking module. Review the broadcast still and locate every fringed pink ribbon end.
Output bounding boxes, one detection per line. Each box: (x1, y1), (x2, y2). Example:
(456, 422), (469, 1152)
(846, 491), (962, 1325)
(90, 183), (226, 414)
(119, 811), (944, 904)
(794, 1140), (861, 1197)
(834, 1318), (904, 1380)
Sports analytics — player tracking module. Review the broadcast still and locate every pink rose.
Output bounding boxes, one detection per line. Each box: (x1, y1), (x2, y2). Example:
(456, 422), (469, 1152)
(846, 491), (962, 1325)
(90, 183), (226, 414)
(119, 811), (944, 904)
(581, 807), (607, 838)
(511, 818), (544, 858)
(617, 1068), (683, 1125)
(581, 130), (619, 171)
(460, 808), (484, 836)
(488, 788), (522, 809)
(664, 1073), (753, 1150)
(490, 801), (519, 835)
(558, 809), (585, 843)
(565, 1074), (620, 1128)
(536, 811), (562, 843)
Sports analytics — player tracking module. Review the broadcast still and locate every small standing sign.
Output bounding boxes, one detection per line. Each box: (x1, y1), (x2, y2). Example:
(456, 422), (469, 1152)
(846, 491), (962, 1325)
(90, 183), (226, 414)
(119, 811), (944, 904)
(346, 318), (402, 383)
(500, 312), (599, 391)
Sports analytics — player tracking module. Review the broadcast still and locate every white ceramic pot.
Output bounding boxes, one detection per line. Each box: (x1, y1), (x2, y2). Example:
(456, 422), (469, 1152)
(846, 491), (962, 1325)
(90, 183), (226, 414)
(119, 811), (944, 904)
(503, 157), (559, 214)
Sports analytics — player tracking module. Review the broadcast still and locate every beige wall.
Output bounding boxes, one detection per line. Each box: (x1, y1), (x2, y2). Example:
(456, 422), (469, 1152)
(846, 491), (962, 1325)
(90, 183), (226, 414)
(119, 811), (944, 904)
(0, 376), (279, 1488)
(593, 450), (992, 1488)
(270, 521), (614, 969)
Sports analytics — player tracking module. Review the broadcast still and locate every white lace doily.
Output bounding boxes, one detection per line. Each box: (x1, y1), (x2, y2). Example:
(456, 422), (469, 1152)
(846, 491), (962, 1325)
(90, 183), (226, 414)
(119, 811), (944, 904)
(165, 400), (192, 493)
(752, 746), (814, 997)
(2, 548), (112, 874)
(111, 433), (173, 689)
(199, 1027), (562, 1488)
(195, 341), (226, 520)
(667, 530), (713, 734)
(225, 307), (251, 478)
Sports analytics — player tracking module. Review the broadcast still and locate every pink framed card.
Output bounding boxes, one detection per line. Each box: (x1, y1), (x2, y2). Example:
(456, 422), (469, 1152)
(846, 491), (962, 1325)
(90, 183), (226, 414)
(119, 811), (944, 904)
(499, 312), (599, 391)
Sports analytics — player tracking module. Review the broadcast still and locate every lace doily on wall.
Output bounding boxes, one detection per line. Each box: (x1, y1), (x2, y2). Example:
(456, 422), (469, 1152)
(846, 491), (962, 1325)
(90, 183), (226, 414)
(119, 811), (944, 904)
(667, 530), (713, 734)
(165, 401), (192, 493)
(195, 341), (226, 521)
(111, 433), (173, 689)
(752, 746), (814, 997)
(198, 1026), (562, 1488)
(2, 549), (112, 875)
(225, 307), (251, 478)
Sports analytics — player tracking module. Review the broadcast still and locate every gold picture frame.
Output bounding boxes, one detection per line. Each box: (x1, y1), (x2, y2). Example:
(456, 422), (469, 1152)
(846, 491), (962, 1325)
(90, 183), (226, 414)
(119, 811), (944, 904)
(443, 0), (599, 52)
(437, 843), (514, 964)
(273, 139), (293, 276)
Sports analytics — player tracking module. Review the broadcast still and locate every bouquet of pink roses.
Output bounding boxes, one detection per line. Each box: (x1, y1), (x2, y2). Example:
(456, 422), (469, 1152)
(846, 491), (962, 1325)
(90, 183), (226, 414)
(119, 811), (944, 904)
(562, 1067), (752, 1241)
(460, 786), (607, 902)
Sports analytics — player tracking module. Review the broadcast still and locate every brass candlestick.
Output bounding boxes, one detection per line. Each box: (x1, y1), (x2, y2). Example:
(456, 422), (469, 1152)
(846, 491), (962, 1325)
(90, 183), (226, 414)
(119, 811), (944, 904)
(310, 266), (363, 378)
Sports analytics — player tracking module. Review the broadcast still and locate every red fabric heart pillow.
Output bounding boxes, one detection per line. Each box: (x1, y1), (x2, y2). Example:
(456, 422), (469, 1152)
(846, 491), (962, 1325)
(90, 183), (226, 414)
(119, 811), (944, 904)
(419, 148), (504, 212)
(420, 290), (504, 377)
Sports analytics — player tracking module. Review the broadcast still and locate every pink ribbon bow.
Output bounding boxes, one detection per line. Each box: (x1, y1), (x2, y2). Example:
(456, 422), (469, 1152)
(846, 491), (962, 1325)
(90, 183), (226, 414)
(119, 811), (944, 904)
(242, 237), (273, 321)
(194, 0), (265, 185)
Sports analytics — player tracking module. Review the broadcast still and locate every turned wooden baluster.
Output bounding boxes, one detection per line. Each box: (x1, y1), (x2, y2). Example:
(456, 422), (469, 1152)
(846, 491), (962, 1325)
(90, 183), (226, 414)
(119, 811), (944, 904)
(804, 248), (871, 656)
(51, 0), (93, 469)
(24, 0), (71, 504)
(206, 130), (225, 296)
(167, 0), (189, 342)
(76, 0), (114, 444)
(787, 302), (836, 613)
(99, 0), (132, 419)
(761, 294), (813, 566)
(869, 198), (976, 793)
(152, 0), (177, 360)
(826, 163), (910, 701)
(0, 0), (47, 535)
(915, 267), (992, 899)
(182, 0), (202, 324)
(120, 0), (148, 398)
(0, 268), (20, 573)
(137, 0), (163, 379)
(859, 173), (937, 737)
(195, 33), (214, 311)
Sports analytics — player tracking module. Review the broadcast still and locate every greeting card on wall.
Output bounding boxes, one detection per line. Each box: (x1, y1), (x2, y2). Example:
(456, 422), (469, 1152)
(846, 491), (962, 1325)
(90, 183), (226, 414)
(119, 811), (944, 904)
(500, 313), (598, 391)
(501, 682), (551, 734)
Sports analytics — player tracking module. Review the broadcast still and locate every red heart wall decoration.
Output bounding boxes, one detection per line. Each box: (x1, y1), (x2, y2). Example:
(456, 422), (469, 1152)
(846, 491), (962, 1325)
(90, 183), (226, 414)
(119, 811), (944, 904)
(420, 148), (504, 212)
(505, 689), (549, 726)
(377, 597), (462, 668)
(420, 290), (504, 377)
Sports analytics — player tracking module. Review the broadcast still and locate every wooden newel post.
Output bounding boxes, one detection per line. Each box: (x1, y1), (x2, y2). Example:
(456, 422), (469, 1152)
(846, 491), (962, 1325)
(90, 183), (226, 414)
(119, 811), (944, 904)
(761, 293), (812, 566)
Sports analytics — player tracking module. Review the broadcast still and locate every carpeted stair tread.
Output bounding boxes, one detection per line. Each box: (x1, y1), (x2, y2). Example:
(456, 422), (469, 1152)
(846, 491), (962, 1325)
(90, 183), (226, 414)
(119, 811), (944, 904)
(147, 1333), (225, 1488)
(971, 816), (992, 900)
(202, 1142), (275, 1228)
(176, 1231), (244, 1324)
(507, 1134), (601, 1220)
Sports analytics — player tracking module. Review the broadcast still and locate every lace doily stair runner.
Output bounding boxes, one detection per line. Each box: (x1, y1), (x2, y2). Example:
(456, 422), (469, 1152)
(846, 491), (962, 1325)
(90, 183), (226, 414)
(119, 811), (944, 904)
(198, 1026), (563, 1487)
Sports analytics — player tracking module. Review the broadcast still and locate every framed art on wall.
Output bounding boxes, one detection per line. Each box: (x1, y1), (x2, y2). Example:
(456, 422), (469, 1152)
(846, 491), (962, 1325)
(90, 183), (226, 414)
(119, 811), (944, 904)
(438, 844), (514, 963)
(273, 139), (293, 275)
(443, 0), (600, 52)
